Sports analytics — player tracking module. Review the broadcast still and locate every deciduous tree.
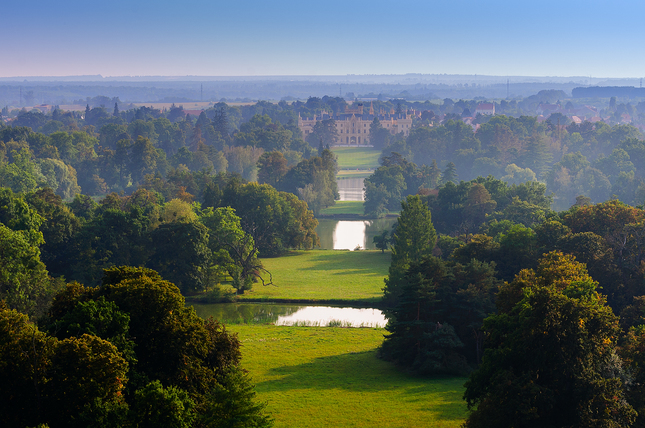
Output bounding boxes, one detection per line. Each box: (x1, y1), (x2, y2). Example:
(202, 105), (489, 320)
(464, 252), (636, 428)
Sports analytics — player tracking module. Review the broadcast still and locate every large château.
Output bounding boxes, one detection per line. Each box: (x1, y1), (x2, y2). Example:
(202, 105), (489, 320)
(298, 103), (413, 145)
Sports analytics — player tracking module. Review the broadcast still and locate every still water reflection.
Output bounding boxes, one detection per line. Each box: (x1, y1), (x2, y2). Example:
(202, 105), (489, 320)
(192, 303), (387, 328)
(315, 218), (398, 250)
(337, 177), (365, 201)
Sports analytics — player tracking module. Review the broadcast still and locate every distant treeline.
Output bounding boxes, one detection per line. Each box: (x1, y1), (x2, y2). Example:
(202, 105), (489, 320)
(0, 79), (594, 106)
(573, 86), (645, 98)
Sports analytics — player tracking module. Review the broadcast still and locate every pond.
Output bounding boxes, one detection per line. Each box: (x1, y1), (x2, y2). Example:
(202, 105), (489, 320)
(315, 218), (398, 250)
(192, 303), (388, 328)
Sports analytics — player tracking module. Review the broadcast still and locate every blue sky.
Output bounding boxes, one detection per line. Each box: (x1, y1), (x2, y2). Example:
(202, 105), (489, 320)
(3, 0), (645, 78)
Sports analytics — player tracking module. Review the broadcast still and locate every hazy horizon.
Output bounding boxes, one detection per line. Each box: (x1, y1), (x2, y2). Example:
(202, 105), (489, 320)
(4, 0), (645, 79)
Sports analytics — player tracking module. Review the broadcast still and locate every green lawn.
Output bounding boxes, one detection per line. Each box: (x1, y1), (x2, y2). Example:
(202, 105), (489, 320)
(319, 201), (364, 216)
(333, 146), (381, 170)
(236, 250), (390, 304)
(231, 325), (468, 428)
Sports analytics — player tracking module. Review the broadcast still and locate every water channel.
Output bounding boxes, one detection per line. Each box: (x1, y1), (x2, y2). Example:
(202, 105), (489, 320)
(192, 176), (392, 327)
(315, 218), (397, 250)
(313, 175), (399, 250)
(337, 177), (366, 201)
(192, 303), (388, 328)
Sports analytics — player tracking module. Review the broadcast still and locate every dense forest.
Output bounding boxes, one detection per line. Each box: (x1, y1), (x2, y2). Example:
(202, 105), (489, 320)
(377, 188), (645, 426)
(366, 113), (645, 213)
(4, 93), (645, 216)
(1, 267), (273, 427)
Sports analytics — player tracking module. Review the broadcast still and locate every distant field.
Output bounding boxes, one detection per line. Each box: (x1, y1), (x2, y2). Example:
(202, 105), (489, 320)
(132, 101), (215, 110)
(131, 101), (258, 109)
(231, 324), (468, 428)
(236, 250), (390, 304)
(58, 104), (87, 112)
(333, 147), (381, 170)
(319, 201), (364, 216)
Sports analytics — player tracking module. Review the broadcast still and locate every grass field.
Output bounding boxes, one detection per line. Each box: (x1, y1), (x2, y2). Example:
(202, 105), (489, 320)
(319, 201), (365, 216)
(332, 146), (381, 170)
(235, 250), (390, 304)
(231, 325), (468, 428)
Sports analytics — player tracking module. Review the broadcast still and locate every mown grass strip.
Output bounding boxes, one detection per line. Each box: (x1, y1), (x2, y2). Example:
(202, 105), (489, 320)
(236, 250), (390, 304)
(231, 325), (468, 428)
(333, 146), (381, 170)
(319, 201), (365, 216)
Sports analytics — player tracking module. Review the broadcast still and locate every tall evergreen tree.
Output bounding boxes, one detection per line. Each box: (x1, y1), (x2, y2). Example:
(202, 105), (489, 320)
(427, 159), (442, 188)
(441, 162), (458, 185)
(383, 195), (436, 306)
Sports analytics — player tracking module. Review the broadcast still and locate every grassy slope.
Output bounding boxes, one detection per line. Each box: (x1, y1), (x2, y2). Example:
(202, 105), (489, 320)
(231, 325), (467, 428)
(332, 146), (381, 171)
(237, 250), (390, 304)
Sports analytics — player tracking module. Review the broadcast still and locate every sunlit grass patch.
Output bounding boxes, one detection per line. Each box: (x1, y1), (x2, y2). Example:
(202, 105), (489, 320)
(333, 146), (381, 170)
(236, 250), (390, 304)
(319, 201), (364, 216)
(231, 325), (468, 428)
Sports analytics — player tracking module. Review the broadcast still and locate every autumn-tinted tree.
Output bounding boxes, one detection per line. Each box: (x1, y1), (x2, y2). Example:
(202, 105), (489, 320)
(0, 305), (54, 428)
(464, 252), (635, 428)
(1, 266), (270, 427)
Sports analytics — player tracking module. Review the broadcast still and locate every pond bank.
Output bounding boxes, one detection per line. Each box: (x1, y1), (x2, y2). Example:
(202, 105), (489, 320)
(186, 295), (385, 308)
(191, 302), (387, 327)
(187, 250), (391, 304)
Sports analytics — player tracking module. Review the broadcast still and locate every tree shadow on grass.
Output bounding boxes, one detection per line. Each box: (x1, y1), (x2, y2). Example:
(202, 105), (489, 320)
(254, 350), (466, 421)
(297, 251), (391, 276)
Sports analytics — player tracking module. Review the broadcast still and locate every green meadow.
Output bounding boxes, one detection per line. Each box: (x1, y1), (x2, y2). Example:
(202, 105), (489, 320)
(319, 200), (365, 216)
(230, 325), (468, 428)
(332, 146), (381, 171)
(198, 249), (468, 427)
(236, 250), (390, 304)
